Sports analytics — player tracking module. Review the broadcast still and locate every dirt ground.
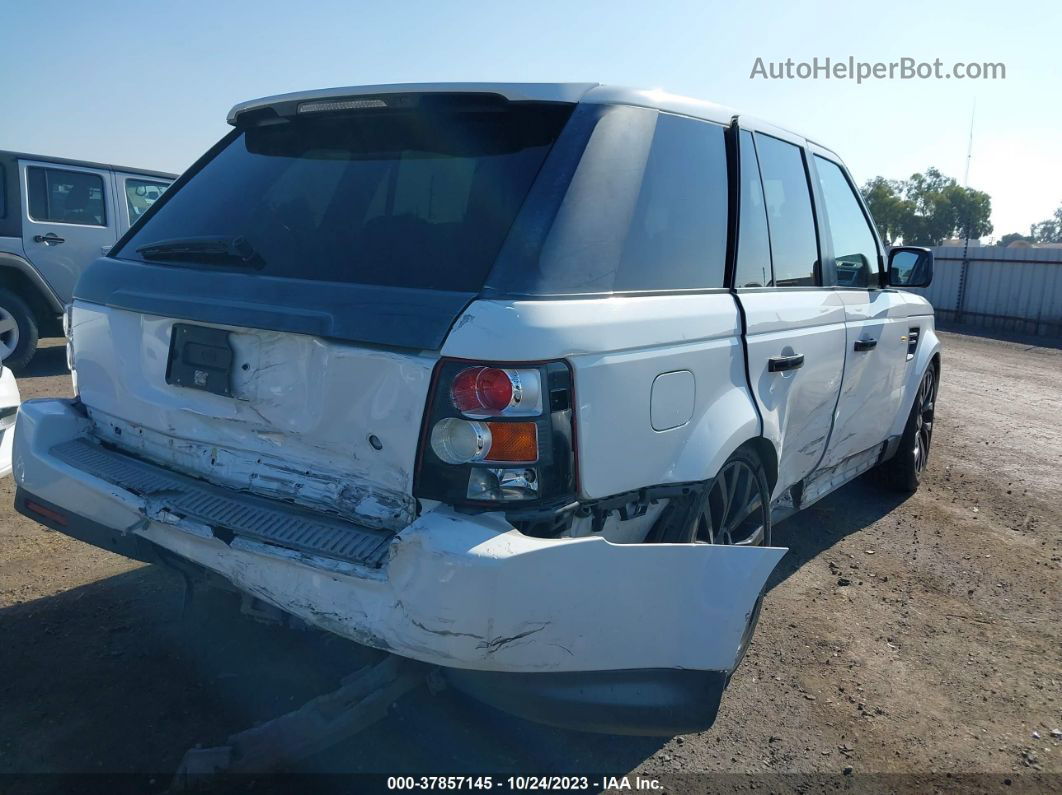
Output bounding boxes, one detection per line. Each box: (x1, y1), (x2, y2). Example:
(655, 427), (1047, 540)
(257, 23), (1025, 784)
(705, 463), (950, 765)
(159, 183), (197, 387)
(0, 331), (1059, 792)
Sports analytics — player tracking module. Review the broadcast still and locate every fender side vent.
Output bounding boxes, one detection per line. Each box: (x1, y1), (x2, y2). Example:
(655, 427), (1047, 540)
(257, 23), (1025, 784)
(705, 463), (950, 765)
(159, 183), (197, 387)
(907, 327), (920, 359)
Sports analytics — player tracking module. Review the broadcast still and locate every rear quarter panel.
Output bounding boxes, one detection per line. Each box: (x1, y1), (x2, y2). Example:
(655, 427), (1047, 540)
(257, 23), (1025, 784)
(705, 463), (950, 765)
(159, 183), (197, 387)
(441, 294), (760, 499)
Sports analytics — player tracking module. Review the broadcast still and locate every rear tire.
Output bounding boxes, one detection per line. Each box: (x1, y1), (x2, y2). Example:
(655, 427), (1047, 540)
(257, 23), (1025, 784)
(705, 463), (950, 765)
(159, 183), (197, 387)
(655, 447), (772, 546)
(0, 288), (39, 372)
(876, 363), (937, 493)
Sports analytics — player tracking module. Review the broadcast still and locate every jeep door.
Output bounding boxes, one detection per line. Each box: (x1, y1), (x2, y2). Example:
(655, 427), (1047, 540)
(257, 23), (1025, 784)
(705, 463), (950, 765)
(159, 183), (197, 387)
(20, 160), (118, 304)
(731, 125), (847, 500)
(809, 149), (912, 468)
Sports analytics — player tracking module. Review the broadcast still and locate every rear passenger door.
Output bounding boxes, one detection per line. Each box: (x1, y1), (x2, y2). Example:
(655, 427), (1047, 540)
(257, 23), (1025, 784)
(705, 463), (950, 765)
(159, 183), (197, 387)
(810, 150), (912, 467)
(20, 160), (118, 304)
(732, 126), (847, 500)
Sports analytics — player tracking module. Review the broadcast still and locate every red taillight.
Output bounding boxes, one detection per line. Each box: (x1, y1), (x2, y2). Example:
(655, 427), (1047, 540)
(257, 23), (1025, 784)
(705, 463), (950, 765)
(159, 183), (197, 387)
(451, 367), (515, 414)
(416, 359), (574, 506)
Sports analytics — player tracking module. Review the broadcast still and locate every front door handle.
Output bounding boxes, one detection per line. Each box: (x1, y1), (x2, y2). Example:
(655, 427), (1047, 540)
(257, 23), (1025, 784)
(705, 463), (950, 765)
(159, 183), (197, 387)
(768, 354), (805, 373)
(33, 233), (65, 245)
(854, 338), (878, 352)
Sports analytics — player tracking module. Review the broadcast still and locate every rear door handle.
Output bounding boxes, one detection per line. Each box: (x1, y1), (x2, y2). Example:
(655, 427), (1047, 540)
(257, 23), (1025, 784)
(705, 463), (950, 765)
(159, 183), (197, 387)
(854, 338), (878, 351)
(768, 354), (805, 373)
(33, 233), (65, 245)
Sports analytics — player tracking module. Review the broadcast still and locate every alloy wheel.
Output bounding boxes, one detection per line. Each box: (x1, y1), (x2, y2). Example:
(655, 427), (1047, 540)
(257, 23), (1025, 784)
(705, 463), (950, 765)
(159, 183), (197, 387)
(913, 367), (936, 474)
(691, 458), (768, 546)
(0, 307), (20, 362)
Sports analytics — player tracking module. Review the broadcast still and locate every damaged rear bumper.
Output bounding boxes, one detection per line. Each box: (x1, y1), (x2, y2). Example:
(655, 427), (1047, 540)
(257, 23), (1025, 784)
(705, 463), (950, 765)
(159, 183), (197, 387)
(13, 398), (786, 735)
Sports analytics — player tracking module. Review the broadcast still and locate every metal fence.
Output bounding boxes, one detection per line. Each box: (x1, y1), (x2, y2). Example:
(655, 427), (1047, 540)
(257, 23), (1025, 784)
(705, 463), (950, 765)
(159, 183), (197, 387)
(905, 245), (1062, 338)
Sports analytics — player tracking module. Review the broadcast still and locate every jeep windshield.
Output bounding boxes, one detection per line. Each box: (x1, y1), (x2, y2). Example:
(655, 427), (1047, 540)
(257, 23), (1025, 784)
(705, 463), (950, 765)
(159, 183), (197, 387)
(114, 101), (572, 291)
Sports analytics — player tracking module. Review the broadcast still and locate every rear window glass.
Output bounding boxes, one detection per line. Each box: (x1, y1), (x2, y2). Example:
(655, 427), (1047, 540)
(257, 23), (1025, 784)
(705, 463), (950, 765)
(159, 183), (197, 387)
(115, 105), (571, 291)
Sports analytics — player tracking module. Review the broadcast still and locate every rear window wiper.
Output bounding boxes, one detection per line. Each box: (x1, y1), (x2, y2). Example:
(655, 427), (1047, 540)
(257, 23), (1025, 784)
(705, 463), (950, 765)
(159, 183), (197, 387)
(136, 236), (264, 268)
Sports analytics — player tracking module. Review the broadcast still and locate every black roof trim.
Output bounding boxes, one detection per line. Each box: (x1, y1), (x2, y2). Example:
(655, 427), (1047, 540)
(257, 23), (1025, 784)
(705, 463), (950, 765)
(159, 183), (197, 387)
(0, 150), (177, 180)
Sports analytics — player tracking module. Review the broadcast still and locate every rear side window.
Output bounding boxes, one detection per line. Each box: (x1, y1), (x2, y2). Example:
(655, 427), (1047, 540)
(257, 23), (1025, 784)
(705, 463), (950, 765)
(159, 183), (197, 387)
(734, 130), (773, 287)
(753, 134), (819, 287)
(0, 164), (5, 218)
(488, 106), (729, 295)
(27, 166), (107, 226)
(813, 156), (880, 288)
(116, 104), (571, 291)
(125, 178), (170, 223)
(612, 112), (729, 291)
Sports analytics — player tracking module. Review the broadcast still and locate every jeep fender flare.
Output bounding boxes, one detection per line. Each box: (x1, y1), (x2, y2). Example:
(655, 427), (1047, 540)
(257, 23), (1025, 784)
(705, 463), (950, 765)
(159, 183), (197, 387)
(0, 252), (65, 317)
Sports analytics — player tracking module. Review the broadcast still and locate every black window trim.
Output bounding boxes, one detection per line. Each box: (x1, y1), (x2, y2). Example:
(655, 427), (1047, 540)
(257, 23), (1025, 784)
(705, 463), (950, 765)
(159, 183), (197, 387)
(26, 164), (109, 228)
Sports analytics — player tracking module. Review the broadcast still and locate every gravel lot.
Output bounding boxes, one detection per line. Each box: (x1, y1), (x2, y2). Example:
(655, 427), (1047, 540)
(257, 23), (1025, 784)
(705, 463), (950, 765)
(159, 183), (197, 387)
(1, 331), (1059, 791)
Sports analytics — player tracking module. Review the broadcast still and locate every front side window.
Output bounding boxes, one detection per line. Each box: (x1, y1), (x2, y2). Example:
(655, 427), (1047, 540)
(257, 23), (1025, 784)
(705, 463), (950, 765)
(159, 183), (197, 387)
(753, 134), (819, 287)
(125, 178), (170, 223)
(814, 156), (880, 288)
(116, 104), (571, 292)
(27, 167), (107, 226)
(734, 130), (773, 287)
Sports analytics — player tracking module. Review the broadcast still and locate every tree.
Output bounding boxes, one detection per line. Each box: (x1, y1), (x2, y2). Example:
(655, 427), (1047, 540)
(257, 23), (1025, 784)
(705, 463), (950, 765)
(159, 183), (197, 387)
(860, 167), (993, 246)
(860, 177), (909, 245)
(1030, 203), (1062, 243)
(997, 232), (1032, 247)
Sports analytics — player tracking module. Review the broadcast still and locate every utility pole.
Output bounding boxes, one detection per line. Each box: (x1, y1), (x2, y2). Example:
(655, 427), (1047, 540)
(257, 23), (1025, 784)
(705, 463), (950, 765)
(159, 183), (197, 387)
(957, 99), (976, 323)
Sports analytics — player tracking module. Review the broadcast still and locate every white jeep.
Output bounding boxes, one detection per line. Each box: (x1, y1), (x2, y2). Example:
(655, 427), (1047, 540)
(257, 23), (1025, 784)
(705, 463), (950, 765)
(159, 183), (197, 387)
(13, 83), (939, 735)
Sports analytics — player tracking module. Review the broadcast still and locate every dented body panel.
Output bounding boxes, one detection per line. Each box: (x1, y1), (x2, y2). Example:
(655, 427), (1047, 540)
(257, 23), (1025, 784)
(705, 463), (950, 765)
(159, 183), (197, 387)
(71, 303), (431, 529)
(14, 398), (784, 676)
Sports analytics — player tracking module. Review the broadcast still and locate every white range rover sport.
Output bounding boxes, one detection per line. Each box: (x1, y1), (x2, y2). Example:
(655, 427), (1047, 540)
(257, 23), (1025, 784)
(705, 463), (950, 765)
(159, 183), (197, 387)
(13, 83), (939, 736)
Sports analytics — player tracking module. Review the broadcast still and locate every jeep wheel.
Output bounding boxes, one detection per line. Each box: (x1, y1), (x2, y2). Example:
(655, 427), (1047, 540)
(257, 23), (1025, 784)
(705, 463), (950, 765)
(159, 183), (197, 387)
(877, 363), (937, 493)
(0, 288), (38, 372)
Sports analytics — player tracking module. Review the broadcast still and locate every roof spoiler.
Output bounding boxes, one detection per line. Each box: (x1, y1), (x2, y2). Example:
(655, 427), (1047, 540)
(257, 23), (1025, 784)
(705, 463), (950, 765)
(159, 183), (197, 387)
(227, 82), (598, 126)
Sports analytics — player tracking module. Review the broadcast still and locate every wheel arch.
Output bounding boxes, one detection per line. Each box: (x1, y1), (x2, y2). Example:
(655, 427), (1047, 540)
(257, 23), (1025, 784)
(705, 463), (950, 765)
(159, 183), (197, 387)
(0, 253), (64, 326)
(735, 436), (779, 495)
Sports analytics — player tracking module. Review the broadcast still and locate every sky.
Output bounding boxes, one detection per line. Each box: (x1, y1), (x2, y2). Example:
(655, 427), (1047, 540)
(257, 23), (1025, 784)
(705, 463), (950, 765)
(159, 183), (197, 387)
(2, 0), (1059, 239)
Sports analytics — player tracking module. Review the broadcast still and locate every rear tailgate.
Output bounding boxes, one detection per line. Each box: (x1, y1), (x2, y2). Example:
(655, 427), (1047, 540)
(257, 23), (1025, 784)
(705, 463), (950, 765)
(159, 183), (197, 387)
(72, 301), (433, 529)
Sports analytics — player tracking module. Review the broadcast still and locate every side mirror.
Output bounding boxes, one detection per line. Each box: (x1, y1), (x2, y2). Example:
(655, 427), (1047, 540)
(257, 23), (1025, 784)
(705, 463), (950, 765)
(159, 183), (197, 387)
(887, 246), (933, 288)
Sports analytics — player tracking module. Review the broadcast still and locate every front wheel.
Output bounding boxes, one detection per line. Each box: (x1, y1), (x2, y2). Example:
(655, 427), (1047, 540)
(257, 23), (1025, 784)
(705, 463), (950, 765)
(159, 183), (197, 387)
(876, 363), (937, 493)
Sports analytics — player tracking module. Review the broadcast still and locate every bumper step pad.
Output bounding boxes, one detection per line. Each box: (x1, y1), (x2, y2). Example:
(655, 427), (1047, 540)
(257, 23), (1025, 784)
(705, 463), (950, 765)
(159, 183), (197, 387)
(51, 438), (394, 567)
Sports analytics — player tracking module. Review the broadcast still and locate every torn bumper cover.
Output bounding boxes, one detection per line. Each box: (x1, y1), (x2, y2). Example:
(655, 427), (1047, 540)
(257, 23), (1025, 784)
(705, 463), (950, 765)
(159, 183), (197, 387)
(14, 398), (786, 735)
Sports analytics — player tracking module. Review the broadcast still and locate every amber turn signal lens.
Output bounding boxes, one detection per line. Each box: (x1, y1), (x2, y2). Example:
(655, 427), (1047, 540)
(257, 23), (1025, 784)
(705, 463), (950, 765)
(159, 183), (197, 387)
(483, 422), (538, 463)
